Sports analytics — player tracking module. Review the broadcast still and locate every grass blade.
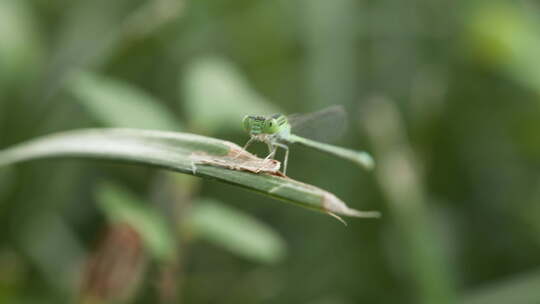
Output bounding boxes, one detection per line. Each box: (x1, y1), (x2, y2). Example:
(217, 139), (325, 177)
(97, 182), (176, 261)
(70, 71), (182, 131)
(189, 198), (287, 264)
(0, 128), (379, 220)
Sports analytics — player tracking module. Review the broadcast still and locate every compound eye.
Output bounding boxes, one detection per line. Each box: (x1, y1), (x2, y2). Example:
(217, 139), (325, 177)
(266, 118), (279, 133)
(242, 115), (251, 131)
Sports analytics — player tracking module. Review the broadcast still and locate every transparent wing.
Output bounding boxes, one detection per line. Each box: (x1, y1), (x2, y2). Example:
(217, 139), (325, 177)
(288, 105), (348, 143)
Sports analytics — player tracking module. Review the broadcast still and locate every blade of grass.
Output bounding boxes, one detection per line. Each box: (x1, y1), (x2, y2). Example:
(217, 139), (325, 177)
(188, 198), (287, 264)
(0, 128), (379, 220)
(69, 71), (182, 131)
(361, 97), (456, 304)
(97, 182), (176, 261)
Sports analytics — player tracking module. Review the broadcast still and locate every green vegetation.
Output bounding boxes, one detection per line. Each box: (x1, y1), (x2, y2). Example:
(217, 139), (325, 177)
(1, 0), (540, 303)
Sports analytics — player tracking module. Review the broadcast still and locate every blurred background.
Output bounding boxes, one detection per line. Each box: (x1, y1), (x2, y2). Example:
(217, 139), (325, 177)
(1, 0), (540, 303)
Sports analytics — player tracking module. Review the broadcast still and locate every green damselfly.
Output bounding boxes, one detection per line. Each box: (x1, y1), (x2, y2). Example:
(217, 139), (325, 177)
(240, 106), (374, 175)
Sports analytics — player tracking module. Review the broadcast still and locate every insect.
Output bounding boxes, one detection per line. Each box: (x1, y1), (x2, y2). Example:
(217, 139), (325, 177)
(239, 106), (374, 175)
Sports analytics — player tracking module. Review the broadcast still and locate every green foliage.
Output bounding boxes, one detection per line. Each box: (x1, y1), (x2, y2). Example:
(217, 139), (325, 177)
(182, 57), (279, 133)
(0, 0), (41, 85)
(468, 1), (540, 92)
(67, 66), (292, 266)
(463, 270), (540, 304)
(189, 199), (286, 264)
(0, 167), (14, 202)
(0, 128), (377, 219)
(1, 0), (540, 303)
(69, 71), (182, 130)
(97, 182), (176, 261)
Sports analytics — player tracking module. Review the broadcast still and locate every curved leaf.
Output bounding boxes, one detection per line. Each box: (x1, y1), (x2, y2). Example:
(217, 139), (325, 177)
(70, 71), (182, 131)
(189, 199), (286, 264)
(97, 182), (176, 261)
(0, 128), (380, 220)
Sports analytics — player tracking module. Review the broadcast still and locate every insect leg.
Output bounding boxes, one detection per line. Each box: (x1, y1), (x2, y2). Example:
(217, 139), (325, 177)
(266, 142), (276, 159)
(242, 137), (256, 150)
(264, 144), (277, 161)
(234, 137), (255, 159)
(273, 142), (289, 175)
